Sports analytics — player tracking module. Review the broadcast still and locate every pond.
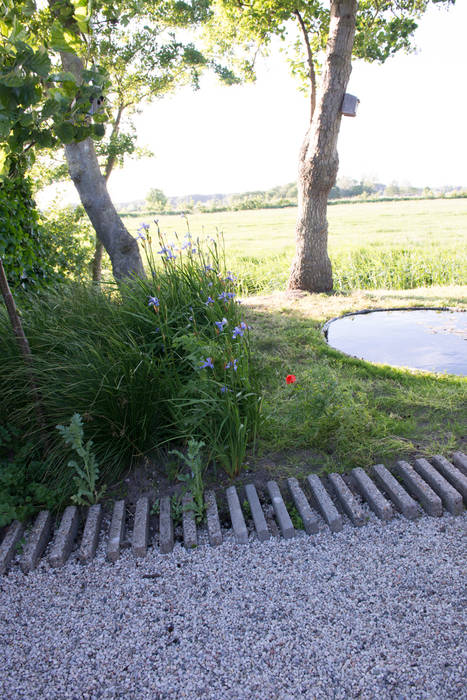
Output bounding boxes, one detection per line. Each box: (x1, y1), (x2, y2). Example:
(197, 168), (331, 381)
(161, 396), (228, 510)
(323, 308), (467, 377)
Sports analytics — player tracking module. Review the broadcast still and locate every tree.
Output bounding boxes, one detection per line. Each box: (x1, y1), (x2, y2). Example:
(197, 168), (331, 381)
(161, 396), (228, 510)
(1, 0), (239, 282)
(0, 0), (113, 283)
(0, 0), (144, 281)
(84, 0), (239, 281)
(146, 188), (168, 211)
(210, 0), (455, 292)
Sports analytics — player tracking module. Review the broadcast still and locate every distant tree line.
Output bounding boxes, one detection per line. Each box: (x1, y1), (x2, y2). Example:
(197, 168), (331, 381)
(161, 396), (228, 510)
(131, 179), (467, 215)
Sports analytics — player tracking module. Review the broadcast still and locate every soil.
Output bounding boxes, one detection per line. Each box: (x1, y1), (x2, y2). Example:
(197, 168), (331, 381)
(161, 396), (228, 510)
(104, 446), (328, 517)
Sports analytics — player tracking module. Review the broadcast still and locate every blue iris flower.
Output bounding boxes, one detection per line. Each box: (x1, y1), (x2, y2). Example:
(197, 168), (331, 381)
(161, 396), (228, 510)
(214, 317), (228, 332)
(200, 357), (214, 370)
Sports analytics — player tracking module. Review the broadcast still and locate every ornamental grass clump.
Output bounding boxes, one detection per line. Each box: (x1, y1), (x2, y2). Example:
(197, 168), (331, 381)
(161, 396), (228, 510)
(0, 224), (261, 505)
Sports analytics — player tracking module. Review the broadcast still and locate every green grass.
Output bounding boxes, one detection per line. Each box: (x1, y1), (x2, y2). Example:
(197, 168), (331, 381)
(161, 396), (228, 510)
(233, 286), (467, 484)
(2, 199), (467, 523)
(121, 199), (467, 294)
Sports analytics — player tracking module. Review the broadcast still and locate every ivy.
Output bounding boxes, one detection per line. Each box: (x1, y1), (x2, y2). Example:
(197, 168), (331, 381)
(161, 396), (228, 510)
(0, 177), (47, 289)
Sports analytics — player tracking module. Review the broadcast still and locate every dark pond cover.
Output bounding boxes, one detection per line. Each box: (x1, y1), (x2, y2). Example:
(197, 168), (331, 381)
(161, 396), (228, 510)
(324, 309), (467, 377)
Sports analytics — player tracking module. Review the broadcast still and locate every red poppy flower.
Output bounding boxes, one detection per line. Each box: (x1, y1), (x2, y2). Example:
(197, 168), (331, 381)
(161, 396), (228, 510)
(286, 374), (296, 384)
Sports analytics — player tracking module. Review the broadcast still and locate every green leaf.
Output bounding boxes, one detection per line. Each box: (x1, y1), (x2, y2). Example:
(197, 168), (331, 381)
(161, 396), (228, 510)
(92, 123), (105, 138)
(27, 49), (51, 78)
(0, 115), (10, 139)
(49, 71), (77, 85)
(54, 121), (74, 143)
(0, 71), (25, 88)
(50, 21), (83, 54)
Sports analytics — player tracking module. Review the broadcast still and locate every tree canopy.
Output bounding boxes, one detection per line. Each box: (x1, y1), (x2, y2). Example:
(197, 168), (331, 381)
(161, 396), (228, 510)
(0, 0), (108, 177)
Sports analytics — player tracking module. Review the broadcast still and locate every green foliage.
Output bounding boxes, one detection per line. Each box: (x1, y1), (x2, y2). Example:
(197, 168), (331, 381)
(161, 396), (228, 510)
(285, 502), (303, 530)
(39, 204), (95, 283)
(0, 425), (61, 528)
(171, 438), (206, 524)
(133, 199), (467, 296)
(56, 413), (106, 506)
(210, 0), (455, 94)
(332, 246), (467, 292)
(0, 176), (46, 289)
(0, 177), (94, 290)
(0, 0), (107, 176)
(0, 229), (261, 489)
(85, 0), (241, 182)
(250, 293), (467, 470)
(146, 188), (168, 211)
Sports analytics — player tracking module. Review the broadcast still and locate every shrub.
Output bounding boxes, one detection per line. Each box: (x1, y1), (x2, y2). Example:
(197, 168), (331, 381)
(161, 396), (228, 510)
(0, 425), (62, 528)
(39, 205), (96, 283)
(0, 177), (96, 292)
(0, 177), (46, 291)
(0, 226), (261, 514)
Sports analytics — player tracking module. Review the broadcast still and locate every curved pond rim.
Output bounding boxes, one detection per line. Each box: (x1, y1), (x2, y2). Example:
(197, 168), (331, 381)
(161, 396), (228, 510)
(321, 306), (465, 340)
(321, 306), (467, 376)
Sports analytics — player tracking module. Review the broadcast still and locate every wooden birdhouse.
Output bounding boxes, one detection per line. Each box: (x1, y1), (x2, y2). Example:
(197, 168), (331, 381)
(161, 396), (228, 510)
(341, 93), (360, 117)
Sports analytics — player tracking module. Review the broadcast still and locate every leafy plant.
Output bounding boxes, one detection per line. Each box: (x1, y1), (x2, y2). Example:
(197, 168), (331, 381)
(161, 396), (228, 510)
(150, 494), (184, 527)
(0, 229), (261, 486)
(170, 438), (206, 524)
(286, 502), (304, 530)
(169, 494), (184, 527)
(0, 425), (62, 527)
(56, 413), (106, 506)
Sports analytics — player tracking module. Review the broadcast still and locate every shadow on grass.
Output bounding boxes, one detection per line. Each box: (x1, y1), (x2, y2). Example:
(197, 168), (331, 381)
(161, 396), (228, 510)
(231, 289), (467, 490)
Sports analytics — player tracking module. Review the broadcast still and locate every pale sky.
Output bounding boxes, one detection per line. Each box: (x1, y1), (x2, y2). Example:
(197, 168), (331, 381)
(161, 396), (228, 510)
(39, 0), (467, 206)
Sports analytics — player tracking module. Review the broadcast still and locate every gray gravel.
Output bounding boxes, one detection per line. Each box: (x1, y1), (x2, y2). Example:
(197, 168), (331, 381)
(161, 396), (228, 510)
(0, 511), (466, 700)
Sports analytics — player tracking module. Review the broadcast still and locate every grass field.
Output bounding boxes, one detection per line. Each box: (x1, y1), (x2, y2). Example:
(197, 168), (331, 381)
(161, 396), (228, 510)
(118, 199), (467, 484)
(2, 198), (467, 525)
(121, 198), (467, 293)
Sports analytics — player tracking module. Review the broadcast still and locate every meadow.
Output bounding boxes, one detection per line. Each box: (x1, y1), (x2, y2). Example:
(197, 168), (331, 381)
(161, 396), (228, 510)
(1, 198), (466, 525)
(117, 198), (467, 490)
(121, 198), (467, 293)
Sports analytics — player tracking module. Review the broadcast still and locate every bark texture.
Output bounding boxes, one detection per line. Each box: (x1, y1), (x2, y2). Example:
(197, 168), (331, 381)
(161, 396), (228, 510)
(65, 138), (145, 281)
(92, 104), (125, 283)
(288, 0), (357, 293)
(56, 48), (145, 282)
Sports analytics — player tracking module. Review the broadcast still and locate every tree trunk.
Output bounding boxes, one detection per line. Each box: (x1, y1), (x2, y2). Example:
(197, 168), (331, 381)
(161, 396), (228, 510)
(53, 44), (145, 282)
(65, 138), (145, 281)
(92, 239), (104, 283)
(0, 258), (48, 441)
(92, 105), (125, 283)
(288, 0), (357, 293)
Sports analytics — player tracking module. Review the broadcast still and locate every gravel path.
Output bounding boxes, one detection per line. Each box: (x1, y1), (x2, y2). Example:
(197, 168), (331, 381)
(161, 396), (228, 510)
(1, 511), (466, 700)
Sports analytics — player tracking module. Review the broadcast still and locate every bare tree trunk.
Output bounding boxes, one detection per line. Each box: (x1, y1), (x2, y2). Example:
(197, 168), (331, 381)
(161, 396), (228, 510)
(92, 105), (125, 283)
(288, 0), (357, 293)
(50, 35), (145, 282)
(65, 138), (145, 281)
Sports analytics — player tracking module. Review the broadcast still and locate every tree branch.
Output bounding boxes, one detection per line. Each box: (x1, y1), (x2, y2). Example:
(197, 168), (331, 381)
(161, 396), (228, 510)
(104, 103), (125, 182)
(294, 9), (316, 122)
(0, 258), (48, 442)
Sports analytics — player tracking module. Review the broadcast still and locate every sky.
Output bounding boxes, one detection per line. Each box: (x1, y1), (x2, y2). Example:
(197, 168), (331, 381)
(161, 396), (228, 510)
(39, 1), (467, 206)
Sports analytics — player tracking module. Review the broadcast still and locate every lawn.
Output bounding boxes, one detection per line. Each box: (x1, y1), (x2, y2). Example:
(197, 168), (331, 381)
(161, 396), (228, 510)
(1, 199), (466, 525)
(226, 285), (467, 490)
(122, 198), (467, 488)
(121, 198), (467, 293)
